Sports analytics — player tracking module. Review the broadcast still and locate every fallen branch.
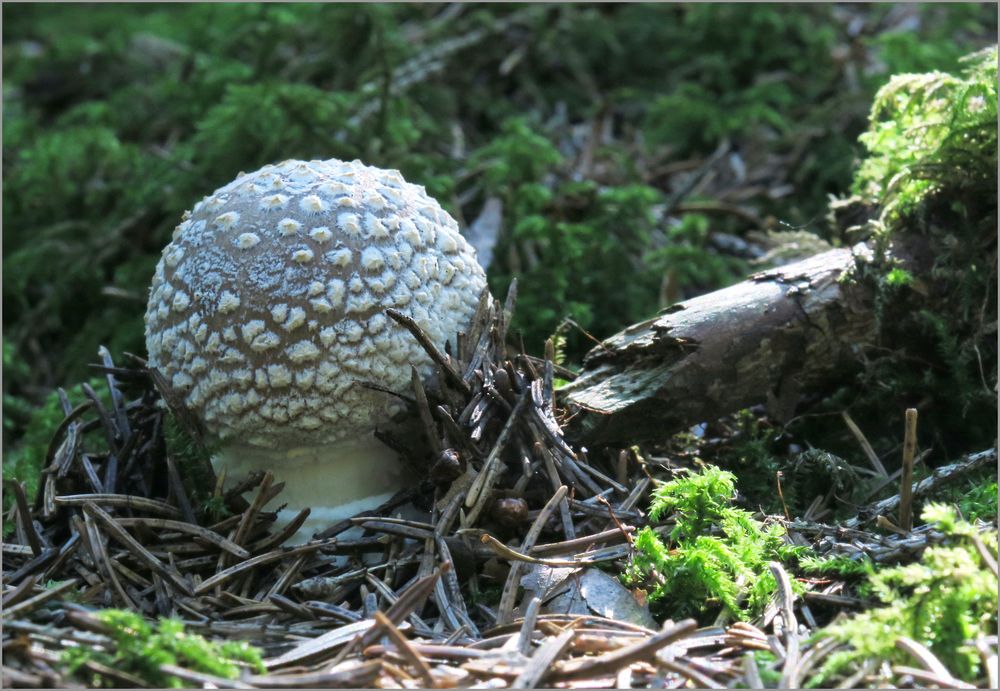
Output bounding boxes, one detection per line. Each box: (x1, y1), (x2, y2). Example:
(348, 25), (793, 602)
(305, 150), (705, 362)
(562, 246), (877, 445)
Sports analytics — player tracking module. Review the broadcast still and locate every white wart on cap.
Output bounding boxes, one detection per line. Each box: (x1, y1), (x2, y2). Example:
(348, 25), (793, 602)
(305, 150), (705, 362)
(145, 158), (487, 537)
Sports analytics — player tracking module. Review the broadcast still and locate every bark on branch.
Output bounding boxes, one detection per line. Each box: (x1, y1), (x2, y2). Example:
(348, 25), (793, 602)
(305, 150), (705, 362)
(560, 246), (879, 446)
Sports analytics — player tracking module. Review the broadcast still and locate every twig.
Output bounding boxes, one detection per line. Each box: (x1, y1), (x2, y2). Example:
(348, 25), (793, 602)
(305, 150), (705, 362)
(975, 637), (998, 689)
(55, 493), (182, 518)
(113, 518), (250, 559)
(841, 411), (888, 477)
(535, 441), (576, 539)
(771, 562), (800, 689)
(515, 596), (543, 656)
(496, 486), (569, 625)
(332, 564), (447, 667)
(157, 664), (254, 689)
(511, 626), (577, 689)
(972, 533), (999, 577)
(530, 526), (635, 556)
(411, 366), (443, 456)
(465, 392), (529, 516)
(164, 455), (197, 525)
(265, 620), (375, 669)
(846, 447), (996, 529)
(1, 578), (79, 618)
(386, 308), (470, 394)
(898, 408), (918, 531)
(553, 619), (698, 679)
(248, 663), (382, 689)
(895, 636), (954, 679)
(891, 665), (976, 689)
(374, 610), (436, 687)
(83, 502), (193, 596)
(6, 481), (43, 556)
(194, 541), (336, 594)
(657, 658), (726, 688)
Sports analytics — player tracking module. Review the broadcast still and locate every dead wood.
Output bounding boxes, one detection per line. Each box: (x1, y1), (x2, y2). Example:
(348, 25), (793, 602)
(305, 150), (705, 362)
(561, 246), (878, 445)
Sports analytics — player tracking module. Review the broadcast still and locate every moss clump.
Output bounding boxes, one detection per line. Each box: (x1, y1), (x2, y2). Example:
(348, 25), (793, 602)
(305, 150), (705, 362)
(623, 465), (803, 620)
(808, 504), (998, 686)
(855, 47), (997, 229)
(799, 554), (874, 579)
(62, 609), (265, 688)
(784, 47), (997, 492)
(864, 48), (997, 452)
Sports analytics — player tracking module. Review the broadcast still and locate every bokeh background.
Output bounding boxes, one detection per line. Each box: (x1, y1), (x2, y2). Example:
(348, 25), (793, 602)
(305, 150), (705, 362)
(3, 3), (996, 452)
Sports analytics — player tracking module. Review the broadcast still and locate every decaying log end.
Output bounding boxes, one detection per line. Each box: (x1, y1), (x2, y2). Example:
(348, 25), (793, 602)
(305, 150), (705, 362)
(560, 247), (880, 446)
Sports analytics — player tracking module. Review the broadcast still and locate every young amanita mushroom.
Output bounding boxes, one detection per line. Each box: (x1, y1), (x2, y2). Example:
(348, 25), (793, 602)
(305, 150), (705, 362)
(144, 158), (486, 540)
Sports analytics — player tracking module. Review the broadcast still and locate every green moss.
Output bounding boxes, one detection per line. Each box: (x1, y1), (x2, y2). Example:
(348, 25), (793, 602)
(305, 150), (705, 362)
(752, 650), (783, 688)
(715, 409), (784, 511)
(623, 466), (805, 620)
(788, 47), (998, 487)
(62, 609), (265, 687)
(855, 47), (997, 229)
(932, 471), (998, 524)
(799, 554), (874, 579)
(2, 341), (34, 438)
(884, 267), (913, 287)
(807, 504), (998, 686)
(870, 5), (998, 77)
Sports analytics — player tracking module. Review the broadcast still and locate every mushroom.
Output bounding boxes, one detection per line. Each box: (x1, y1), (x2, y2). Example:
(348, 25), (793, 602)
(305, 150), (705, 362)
(145, 158), (487, 540)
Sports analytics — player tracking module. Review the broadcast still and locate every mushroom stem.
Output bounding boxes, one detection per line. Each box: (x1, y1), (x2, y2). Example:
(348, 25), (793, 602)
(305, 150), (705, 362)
(212, 435), (404, 543)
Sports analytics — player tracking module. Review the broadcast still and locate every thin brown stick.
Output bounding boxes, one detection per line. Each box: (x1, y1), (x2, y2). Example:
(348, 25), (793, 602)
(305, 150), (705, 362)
(891, 665), (976, 689)
(411, 366), (443, 456)
(81, 510), (136, 609)
(1, 578), (79, 618)
(194, 541), (335, 594)
(113, 518), (250, 558)
(55, 493), (182, 518)
(895, 636), (953, 678)
(898, 408), (918, 531)
(972, 533), (999, 577)
(465, 392), (529, 515)
(511, 626), (577, 689)
(386, 308), (470, 394)
(6, 481), (43, 556)
(496, 486), (569, 626)
(841, 411), (888, 478)
(530, 526), (635, 555)
(846, 447), (995, 529)
(373, 610), (436, 688)
(771, 562), (800, 689)
(157, 664), (254, 689)
(83, 502), (194, 596)
(553, 619), (698, 679)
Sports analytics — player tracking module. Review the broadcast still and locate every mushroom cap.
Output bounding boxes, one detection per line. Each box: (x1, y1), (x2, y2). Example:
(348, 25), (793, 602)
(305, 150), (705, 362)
(145, 158), (487, 449)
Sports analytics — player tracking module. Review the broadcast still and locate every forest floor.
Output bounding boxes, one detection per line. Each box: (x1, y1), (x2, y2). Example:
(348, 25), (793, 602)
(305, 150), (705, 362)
(2, 292), (994, 689)
(2, 4), (997, 689)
